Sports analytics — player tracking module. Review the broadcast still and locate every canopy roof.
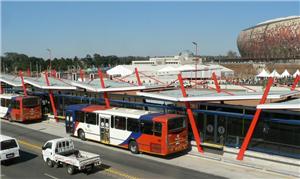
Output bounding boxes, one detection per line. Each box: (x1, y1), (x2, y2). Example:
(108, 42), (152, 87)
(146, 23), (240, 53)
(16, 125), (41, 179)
(69, 79), (146, 92)
(24, 76), (76, 90)
(137, 89), (300, 102)
(0, 74), (22, 87)
(257, 98), (300, 109)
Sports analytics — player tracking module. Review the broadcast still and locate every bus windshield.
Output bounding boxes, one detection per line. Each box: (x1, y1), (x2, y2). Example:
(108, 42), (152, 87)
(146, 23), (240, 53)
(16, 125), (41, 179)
(23, 97), (40, 108)
(168, 117), (186, 133)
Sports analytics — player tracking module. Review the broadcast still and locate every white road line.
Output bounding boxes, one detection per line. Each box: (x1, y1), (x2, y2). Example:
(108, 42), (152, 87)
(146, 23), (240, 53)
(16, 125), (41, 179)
(44, 173), (59, 179)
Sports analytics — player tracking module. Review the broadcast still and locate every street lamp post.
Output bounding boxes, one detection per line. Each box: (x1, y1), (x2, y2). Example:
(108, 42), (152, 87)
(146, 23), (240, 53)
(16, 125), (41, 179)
(46, 48), (52, 71)
(192, 42), (198, 87)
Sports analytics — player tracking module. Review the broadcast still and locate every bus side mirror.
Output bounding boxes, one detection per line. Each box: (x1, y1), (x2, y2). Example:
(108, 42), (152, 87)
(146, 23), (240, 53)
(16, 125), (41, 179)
(42, 146), (46, 150)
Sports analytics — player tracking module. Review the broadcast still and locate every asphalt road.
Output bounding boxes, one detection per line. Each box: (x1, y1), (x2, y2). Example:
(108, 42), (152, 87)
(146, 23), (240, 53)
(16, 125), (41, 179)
(1, 121), (227, 179)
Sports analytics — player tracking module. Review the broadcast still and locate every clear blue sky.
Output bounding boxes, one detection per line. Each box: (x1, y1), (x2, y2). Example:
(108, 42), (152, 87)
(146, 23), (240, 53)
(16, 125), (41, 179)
(2, 1), (299, 58)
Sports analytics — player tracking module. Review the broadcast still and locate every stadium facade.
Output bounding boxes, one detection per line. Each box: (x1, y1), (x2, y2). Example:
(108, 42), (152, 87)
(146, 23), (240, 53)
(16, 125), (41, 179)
(237, 16), (300, 60)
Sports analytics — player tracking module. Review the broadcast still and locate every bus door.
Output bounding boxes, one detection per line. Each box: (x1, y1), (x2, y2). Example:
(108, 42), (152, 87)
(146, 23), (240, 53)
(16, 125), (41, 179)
(65, 111), (74, 133)
(84, 112), (99, 141)
(99, 115), (110, 144)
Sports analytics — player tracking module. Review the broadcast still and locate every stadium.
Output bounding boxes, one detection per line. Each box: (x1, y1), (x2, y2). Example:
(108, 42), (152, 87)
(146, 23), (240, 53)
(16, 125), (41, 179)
(237, 16), (300, 61)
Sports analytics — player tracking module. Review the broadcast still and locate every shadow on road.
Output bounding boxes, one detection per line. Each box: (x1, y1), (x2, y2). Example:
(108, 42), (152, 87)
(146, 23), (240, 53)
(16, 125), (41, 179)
(1, 150), (38, 166)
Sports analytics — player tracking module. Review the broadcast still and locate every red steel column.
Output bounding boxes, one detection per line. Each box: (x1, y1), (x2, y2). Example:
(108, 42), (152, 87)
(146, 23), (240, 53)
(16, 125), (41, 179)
(135, 68), (142, 86)
(80, 69), (84, 82)
(212, 72), (221, 93)
(237, 77), (274, 160)
(44, 71), (58, 121)
(19, 70), (28, 96)
(98, 68), (110, 108)
(27, 68), (31, 77)
(178, 73), (204, 153)
(291, 75), (300, 91)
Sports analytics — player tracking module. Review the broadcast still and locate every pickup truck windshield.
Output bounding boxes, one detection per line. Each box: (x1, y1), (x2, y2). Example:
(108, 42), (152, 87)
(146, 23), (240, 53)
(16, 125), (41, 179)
(1, 139), (18, 150)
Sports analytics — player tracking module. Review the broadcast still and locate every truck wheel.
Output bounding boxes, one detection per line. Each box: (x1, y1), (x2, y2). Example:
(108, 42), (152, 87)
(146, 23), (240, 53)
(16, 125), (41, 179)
(129, 141), (139, 154)
(67, 165), (75, 175)
(46, 159), (54, 168)
(78, 130), (86, 141)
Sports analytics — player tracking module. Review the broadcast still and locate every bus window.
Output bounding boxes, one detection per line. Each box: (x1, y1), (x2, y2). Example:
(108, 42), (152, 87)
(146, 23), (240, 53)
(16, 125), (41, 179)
(5, 99), (11, 107)
(115, 116), (126, 130)
(127, 118), (139, 132)
(154, 122), (162, 137)
(23, 97), (40, 108)
(75, 111), (85, 122)
(1, 99), (5, 107)
(85, 112), (97, 125)
(141, 120), (153, 135)
(11, 100), (20, 109)
(168, 117), (186, 133)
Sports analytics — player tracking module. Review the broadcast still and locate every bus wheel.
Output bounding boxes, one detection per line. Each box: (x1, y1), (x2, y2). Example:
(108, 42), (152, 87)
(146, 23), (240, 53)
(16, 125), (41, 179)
(67, 165), (75, 175)
(129, 141), (139, 154)
(47, 159), (54, 168)
(78, 130), (86, 141)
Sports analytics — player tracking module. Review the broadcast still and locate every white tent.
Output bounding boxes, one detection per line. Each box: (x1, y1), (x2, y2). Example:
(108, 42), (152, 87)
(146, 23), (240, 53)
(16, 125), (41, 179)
(106, 65), (133, 77)
(158, 66), (177, 72)
(280, 69), (290, 78)
(269, 69), (281, 78)
(256, 69), (269, 78)
(293, 69), (300, 78)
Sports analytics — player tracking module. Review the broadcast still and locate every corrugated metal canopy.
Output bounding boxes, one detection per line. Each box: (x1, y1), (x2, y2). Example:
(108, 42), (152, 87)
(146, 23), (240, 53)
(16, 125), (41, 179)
(257, 98), (300, 109)
(137, 89), (300, 102)
(0, 74), (22, 87)
(69, 79), (146, 92)
(24, 76), (76, 90)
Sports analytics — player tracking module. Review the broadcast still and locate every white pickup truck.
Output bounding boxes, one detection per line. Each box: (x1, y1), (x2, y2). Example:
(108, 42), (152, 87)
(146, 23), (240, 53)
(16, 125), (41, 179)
(42, 138), (102, 175)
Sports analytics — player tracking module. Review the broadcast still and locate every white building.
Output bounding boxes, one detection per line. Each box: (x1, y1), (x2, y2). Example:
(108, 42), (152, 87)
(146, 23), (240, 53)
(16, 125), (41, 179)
(132, 50), (202, 65)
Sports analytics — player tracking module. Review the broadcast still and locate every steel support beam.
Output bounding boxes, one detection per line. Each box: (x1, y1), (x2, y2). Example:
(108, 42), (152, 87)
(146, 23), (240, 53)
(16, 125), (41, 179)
(135, 68), (142, 86)
(44, 71), (58, 121)
(27, 68), (31, 77)
(291, 75), (300, 91)
(212, 72), (221, 93)
(98, 68), (110, 108)
(178, 73), (204, 153)
(237, 77), (273, 160)
(19, 70), (28, 96)
(80, 69), (84, 82)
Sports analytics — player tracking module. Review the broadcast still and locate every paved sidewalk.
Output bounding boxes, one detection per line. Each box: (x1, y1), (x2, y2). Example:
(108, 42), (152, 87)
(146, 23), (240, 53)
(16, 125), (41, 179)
(3, 119), (297, 179)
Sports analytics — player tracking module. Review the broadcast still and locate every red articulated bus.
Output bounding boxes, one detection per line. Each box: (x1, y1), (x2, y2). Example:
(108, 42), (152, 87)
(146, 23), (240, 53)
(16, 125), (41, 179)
(65, 104), (188, 156)
(0, 94), (42, 122)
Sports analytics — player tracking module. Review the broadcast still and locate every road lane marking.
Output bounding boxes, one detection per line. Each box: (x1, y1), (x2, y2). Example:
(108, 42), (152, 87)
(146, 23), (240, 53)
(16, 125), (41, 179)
(18, 140), (41, 151)
(103, 168), (139, 179)
(17, 139), (139, 179)
(44, 173), (59, 179)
